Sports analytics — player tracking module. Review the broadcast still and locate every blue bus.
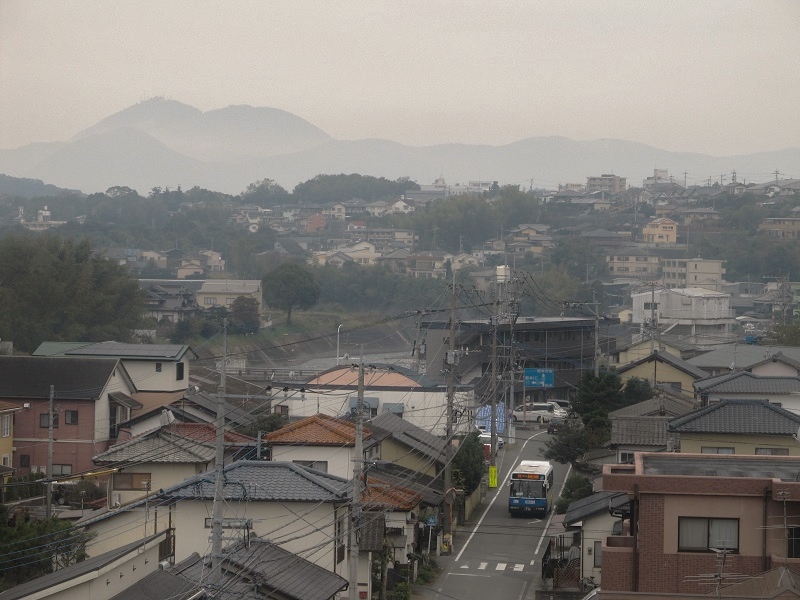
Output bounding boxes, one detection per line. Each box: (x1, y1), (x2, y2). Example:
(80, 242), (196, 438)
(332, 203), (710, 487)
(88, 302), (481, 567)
(508, 460), (554, 516)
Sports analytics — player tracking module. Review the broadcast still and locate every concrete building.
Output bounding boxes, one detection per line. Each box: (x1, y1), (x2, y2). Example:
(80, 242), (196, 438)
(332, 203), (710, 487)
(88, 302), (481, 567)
(586, 174), (627, 194)
(662, 257), (726, 289)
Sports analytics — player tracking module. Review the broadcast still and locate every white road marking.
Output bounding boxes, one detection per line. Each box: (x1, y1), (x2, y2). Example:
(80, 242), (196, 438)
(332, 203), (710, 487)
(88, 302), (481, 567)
(514, 563), (524, 572)
(478, 562), (488, 570)
(496, 563), (506, 570)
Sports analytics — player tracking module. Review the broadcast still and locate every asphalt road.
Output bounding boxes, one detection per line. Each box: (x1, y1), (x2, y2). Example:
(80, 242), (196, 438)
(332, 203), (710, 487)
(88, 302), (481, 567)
(414, 426), (571, 600)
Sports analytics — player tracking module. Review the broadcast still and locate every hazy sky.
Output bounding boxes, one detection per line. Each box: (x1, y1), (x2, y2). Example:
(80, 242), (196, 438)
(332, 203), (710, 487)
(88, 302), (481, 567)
(2, 0), (798, 155)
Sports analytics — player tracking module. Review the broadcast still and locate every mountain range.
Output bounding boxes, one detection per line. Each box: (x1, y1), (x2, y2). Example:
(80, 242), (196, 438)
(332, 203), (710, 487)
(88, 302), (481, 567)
(1, 98), (797, 196)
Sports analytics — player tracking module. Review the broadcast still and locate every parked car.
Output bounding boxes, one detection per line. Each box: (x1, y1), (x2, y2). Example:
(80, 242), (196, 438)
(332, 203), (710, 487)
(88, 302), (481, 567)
(479, 431), (504, 449)
(511, 402), (567, 423)
(547, 417), (565, 434)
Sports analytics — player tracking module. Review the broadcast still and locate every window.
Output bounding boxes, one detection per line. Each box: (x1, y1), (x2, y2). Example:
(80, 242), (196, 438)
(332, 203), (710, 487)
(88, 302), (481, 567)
(20, 455), (30, 467)
(155, 363), (162, 373)
(619, 451), (635, 463)
(64, 410), (78, 425)
(756, 447), (789, 456)
(293, 460), (328, 473)
(52, 464), (72, 476)
(204, 297), (217, 306)
(176, 362), (185, 381)
(114, 472), (152, 491)
(40, 414), (58, 428)
(226, 297), (236, 306)
(1, 414), (10, 437)
(593, 540), (602, 567)
(790, 527), (800, 559)
(701, 447), (734, 454)
(1, 455), (9, 467)
(679, 517), (738, 552)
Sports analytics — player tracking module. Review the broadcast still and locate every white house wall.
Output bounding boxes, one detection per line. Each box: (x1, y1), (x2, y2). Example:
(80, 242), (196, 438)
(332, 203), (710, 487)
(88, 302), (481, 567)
(123, 359), (189, 393)
(270, 445), (353, 479)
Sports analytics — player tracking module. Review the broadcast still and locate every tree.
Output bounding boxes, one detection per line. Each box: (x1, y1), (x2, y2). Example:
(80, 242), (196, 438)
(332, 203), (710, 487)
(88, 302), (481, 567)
(0, 516), (94, 591)
(543, 420), (592, 466)
(240, 178), (291, 207)
(774, 321), (800, 346)
(554, 473), (593, 514)
(238, 413), (288, 440)
(262, 263), (320, 325)
(452, 432), (485, 494)
(572, 369), (626, 442)
(229, 296), (261, 333)
(622, 377), (654, 404)
(0, 235), (145, 353)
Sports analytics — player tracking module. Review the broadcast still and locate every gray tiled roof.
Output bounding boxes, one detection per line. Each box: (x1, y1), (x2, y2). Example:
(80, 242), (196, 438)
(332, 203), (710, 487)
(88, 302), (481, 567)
(610, 416), (670, 446)
(109, 570), (200, 600)
(642, 454), (800, 480)
(687, 345), (800, 370)
(609, 395), (697, 418)
(174, 539), (349, 600)
(166, 461), (351, 503)
(0, 356), (120, 400)
(564, 491), (629, 527)
(368, 462), (444, 507)
(368, 412), (446, 464)
(693, 371), (800, 394)
(668, 399), (800, 434)
(616, 350), (710, 380)
(93, 432), (212, 464)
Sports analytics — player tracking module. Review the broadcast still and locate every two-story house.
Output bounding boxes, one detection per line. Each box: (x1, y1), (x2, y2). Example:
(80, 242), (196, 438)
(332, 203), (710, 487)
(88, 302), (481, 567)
(601, 453), (800, 596)
(641, 217), (678, 244)
(0, 356), (139, 476)
(668, 398), (800, 455)
(93, 421), (255, 507)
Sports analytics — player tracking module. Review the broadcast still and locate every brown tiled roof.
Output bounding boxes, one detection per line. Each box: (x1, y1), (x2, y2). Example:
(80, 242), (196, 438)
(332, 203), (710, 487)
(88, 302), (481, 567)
(361, 480), (421, 511)
(263, 413), (371, 446)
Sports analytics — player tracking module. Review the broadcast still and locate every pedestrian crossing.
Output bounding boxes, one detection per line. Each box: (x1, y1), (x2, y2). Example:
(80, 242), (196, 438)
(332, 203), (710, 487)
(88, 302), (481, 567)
(457, 560), (534, 573)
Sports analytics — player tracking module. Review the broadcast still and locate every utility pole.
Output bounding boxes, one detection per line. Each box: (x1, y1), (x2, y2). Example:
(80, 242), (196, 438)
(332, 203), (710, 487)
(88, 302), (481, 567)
(444, 273), (457, 549)
(683, 170), (688, 188)
(593, 293), (601, 377)
(211, 318), (227, 590)
(349, 347), (365, 600)
(46, 385), (54, 519)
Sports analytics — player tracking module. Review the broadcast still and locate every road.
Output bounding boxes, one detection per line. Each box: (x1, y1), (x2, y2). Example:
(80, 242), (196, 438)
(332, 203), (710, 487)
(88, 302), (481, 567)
(414, 427), (571, 600)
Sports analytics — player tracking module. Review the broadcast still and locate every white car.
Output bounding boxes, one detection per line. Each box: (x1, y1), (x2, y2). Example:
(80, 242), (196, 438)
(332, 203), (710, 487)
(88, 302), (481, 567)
(478, 431), (504, 449)
(511, 402), (567, 423)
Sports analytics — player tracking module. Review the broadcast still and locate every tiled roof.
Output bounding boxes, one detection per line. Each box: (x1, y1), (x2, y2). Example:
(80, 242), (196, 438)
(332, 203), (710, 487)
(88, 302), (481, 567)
(165, 461), (351, 503)
(361, 481), (421, 511)
(0, 356), (121, 400)
(668, 399), (800, 434)
(172, 539), (349, 600)
(93, 423), (254, 464)
(610, 416), (670, 446)
(34, 341), (194, 361)
(693, 371), (800, 394)
(367, 463), (443, 507)
(609, 395), (697, 418)
(264, 413), (371, 446)
(366, 412), (446, 463)
(564, 491), (629, 527)
(616, 350), (710, 380)
(687, 345), (800, 370)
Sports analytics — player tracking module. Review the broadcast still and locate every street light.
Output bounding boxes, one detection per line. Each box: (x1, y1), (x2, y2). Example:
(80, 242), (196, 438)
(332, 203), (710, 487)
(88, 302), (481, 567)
(336, 324), (343, 366)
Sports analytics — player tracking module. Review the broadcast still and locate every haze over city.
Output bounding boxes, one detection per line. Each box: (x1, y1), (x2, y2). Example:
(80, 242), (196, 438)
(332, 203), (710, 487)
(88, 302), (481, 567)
(2, 0), (799, 158)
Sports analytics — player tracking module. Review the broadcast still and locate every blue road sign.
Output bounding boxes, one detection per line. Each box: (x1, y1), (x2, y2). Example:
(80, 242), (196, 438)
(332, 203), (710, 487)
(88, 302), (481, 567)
(523, 368), (554, 388)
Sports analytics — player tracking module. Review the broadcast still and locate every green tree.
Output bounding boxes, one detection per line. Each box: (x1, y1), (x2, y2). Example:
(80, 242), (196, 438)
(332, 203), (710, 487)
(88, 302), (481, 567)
(238, 413), (288, 440)
(572, 369), (627, 442)
(452, 432), (485, 494)
(543, 420), (592, 466)
(0, 235), (145, 353)
(240, 178), (291, 207)
(554, 473), (593, 514)
(622, 377), (654, 404)
(774, 321), (800, 346)
(229, 296), (261, 333)
(0, 516), (94, 591)
(262, 263), (320, 325)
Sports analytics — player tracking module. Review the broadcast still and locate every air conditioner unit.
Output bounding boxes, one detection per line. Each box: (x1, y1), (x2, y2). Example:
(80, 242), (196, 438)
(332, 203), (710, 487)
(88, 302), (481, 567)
(158, 560), (170, 570)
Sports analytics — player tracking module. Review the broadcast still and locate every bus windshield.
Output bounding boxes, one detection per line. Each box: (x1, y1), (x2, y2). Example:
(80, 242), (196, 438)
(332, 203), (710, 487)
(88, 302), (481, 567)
(510, 479), (545, 498)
